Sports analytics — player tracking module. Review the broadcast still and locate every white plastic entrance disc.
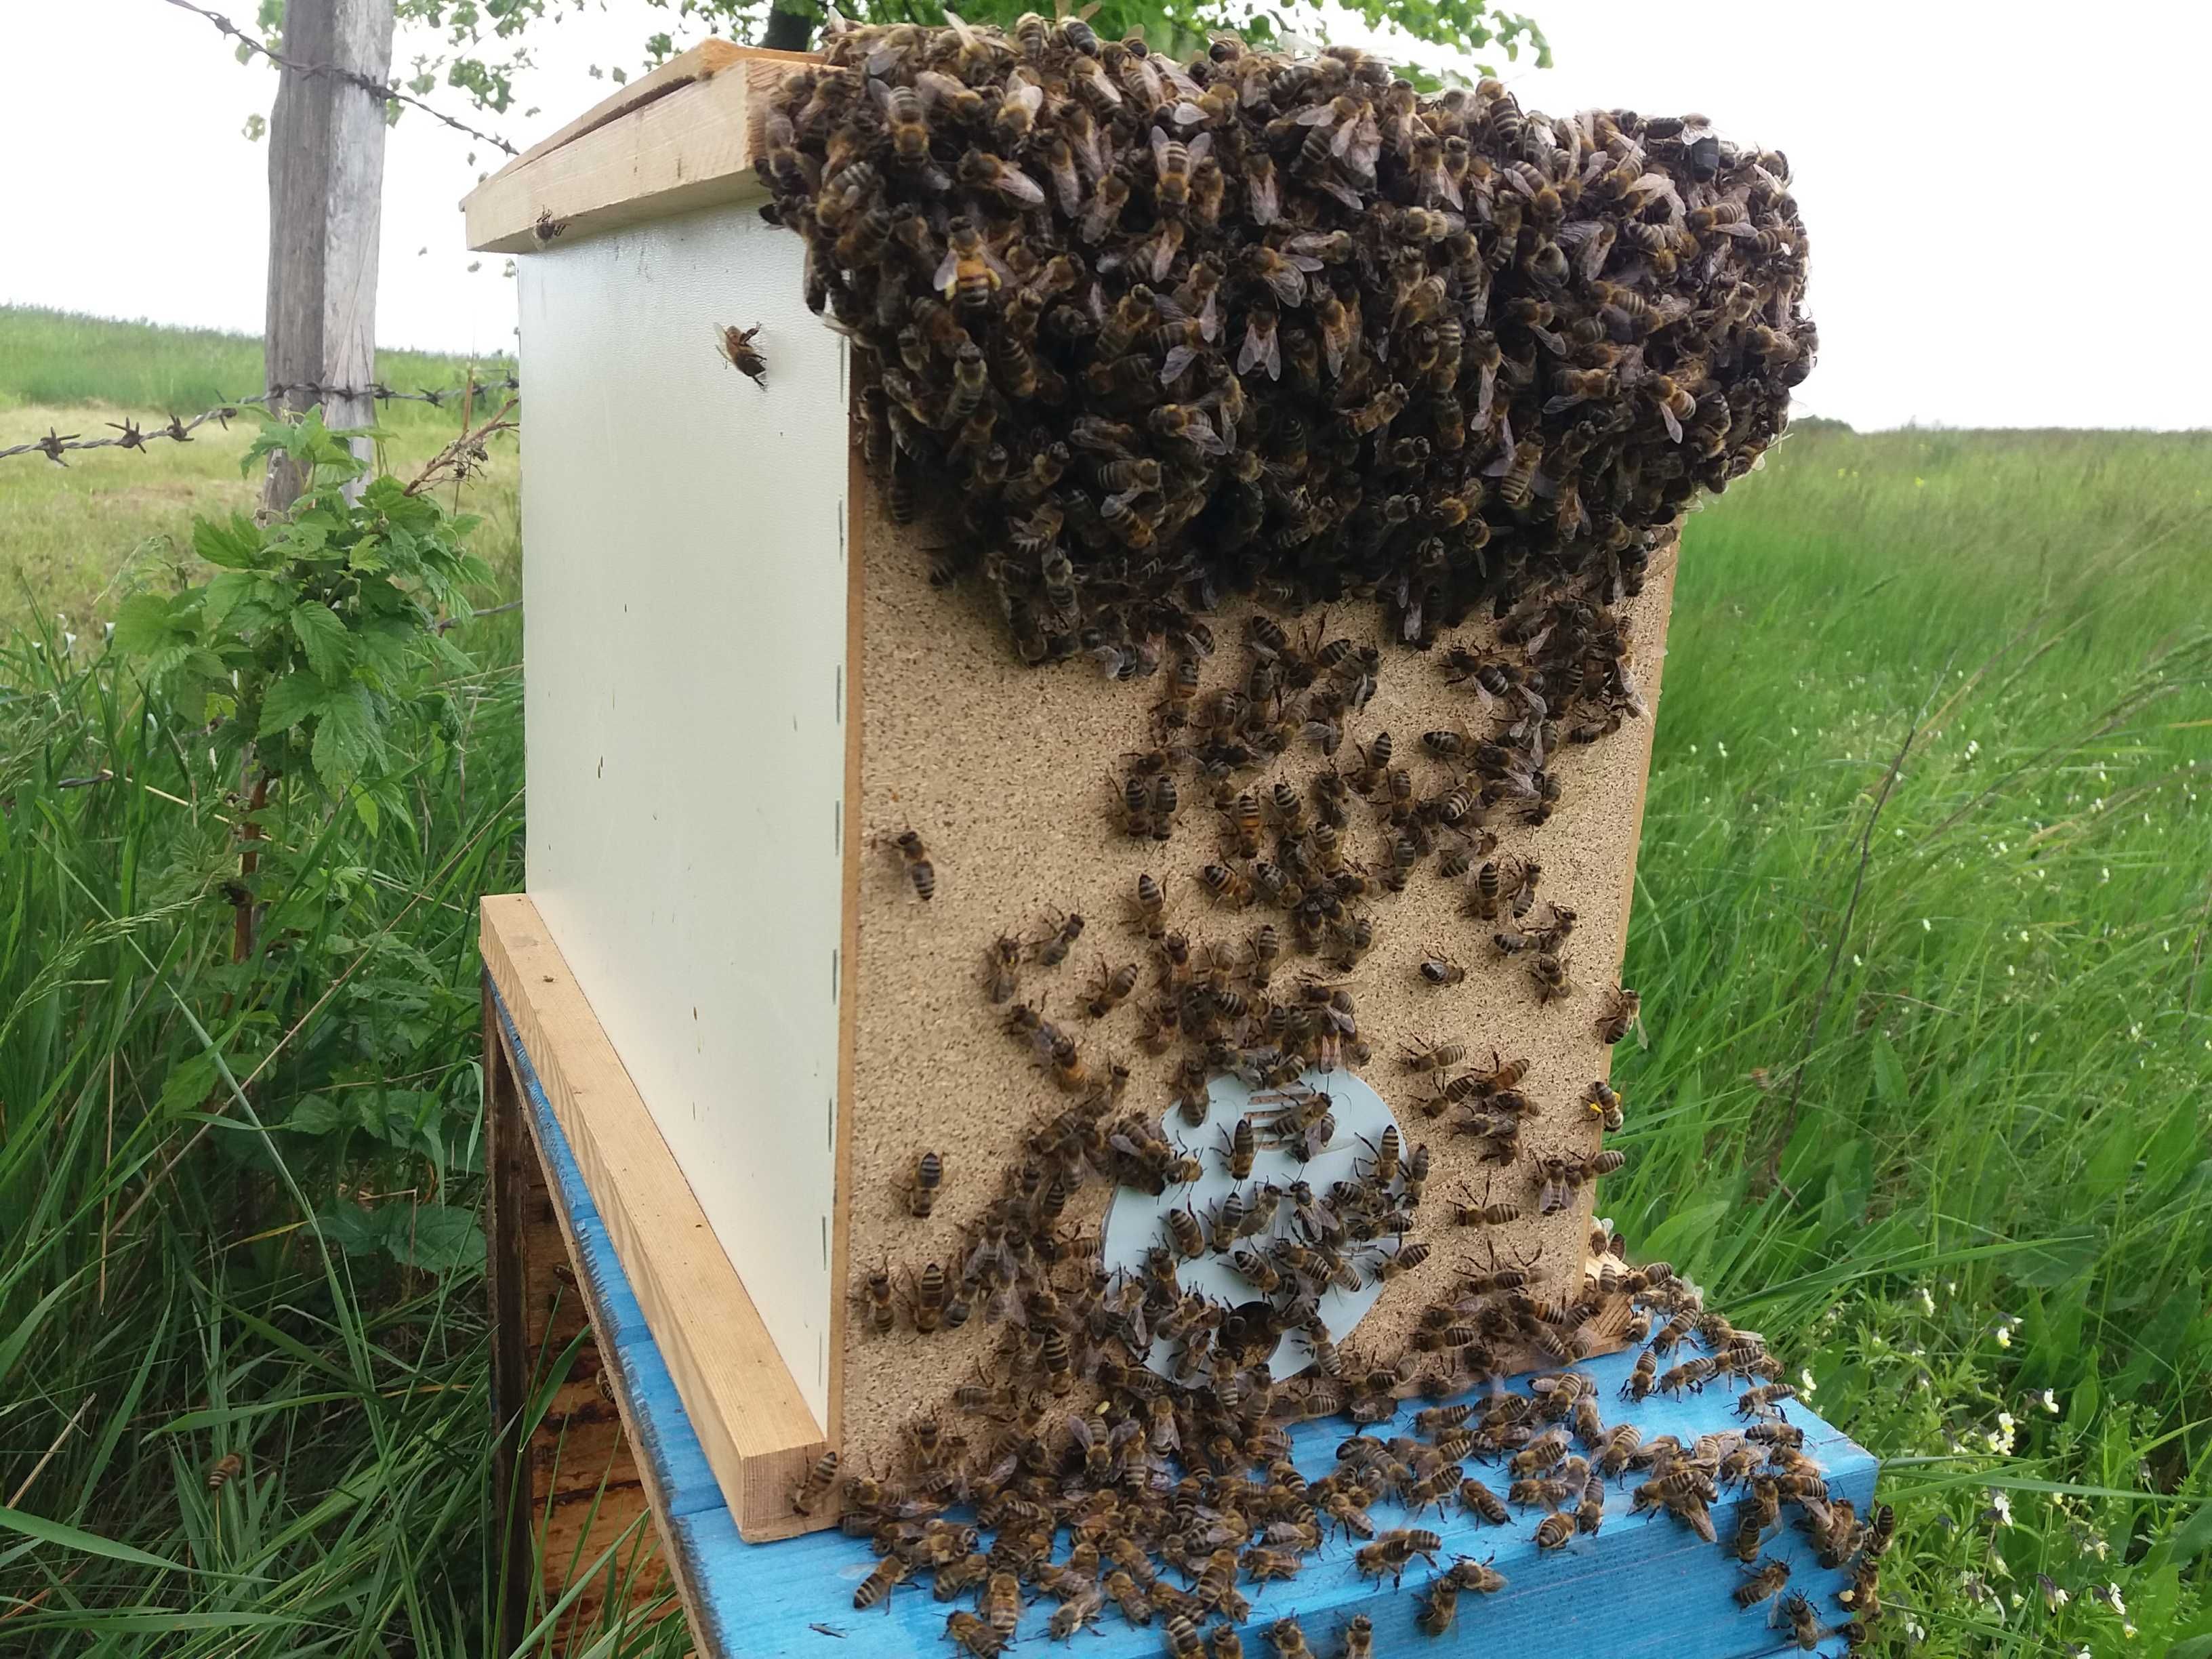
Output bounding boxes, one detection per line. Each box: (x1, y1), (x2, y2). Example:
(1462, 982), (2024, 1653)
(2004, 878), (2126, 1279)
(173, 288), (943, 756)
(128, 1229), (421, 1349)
(1100, 1069), (1404, 1381)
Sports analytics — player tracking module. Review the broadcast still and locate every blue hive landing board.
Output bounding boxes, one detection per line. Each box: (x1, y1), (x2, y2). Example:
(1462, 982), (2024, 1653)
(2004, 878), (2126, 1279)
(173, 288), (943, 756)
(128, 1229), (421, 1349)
(495, 990), (1871, 1658)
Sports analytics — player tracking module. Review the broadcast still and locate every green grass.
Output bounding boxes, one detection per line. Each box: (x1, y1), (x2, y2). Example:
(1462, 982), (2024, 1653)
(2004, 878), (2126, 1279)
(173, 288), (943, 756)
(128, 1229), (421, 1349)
(0, 308), (518, 625)
(0, 311), (2207, 1654)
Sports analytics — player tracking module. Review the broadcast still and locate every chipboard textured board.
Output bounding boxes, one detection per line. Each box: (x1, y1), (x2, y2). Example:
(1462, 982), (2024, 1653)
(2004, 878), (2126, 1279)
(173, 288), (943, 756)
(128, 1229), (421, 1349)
(844, 500), (1677, 1480)
(518, 201), (849, 1427)
(504, 989), (1867, 1659)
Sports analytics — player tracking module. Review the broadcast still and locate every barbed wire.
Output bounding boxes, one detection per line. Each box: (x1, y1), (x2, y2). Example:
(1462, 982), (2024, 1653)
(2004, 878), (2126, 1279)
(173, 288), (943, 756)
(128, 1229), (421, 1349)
(161, 0), (518, 157)
(0, 378), (521, 466)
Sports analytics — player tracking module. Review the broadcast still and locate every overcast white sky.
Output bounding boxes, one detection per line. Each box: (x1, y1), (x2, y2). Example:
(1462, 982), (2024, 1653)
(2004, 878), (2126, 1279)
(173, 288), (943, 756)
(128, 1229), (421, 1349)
(3, 0), (2208, 430)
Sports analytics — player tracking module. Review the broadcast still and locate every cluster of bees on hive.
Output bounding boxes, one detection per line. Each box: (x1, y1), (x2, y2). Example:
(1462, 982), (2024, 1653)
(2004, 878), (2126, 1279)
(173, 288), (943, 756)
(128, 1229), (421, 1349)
(855, 615), (1885, 1650)
(758, 10), (1872, 1650)
(754, 8), (1809, 673)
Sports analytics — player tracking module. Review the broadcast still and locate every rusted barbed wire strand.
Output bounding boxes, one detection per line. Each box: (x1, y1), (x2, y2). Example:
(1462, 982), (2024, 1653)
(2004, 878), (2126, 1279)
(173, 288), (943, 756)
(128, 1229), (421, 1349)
(159, 0), (517, 155)
(0, 377), (521, 466)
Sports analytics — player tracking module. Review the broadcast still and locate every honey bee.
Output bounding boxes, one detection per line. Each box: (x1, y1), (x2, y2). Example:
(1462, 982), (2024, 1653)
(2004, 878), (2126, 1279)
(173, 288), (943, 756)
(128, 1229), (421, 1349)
(1620, 1349), (1657, 1403)
(790, 1450), (839, 1514)
(1200, 863), (1256, 907)
(902, 1149), (943, 1218)
(1266, 1618), (1311, 1659)
(855, 1261), (896, 1336)
(1083, 959), (1140, 1018)
(946, 1610), (1005, 1656)
(855, 1556), (912, 1610)
(934, 218), (1002, 310)
(1418, 950), (1467, 987)
(981, 934), (1023, 1004)
(533, 207), (569, 243)
(1033, 909), (1086, 967)
(1579, 1079), (1625, 1131)
(1780, 1593), (1822, 1652)
(1164, 1615), (1206, 1659)
(1531, 1511), (1574, 1551)
(1734, 1557), (1791, 1609)
(714, 322), (767, 387)
(1526, 951), (1574, 1003)
(205, 1452), (243, 1491)
(890, 828), (936, 901)
(1595, 985), (1642, 1044)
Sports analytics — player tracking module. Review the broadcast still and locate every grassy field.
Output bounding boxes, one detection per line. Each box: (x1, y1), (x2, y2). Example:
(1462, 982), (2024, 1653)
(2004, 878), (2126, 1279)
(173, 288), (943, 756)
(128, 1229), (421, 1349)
(0, 310), (2207, 1655)
(0, 306), (519, 622)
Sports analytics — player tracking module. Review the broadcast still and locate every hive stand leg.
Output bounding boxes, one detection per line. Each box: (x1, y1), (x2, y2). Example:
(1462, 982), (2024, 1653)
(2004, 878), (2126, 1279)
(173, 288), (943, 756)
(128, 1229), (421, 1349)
(484, 977), (537, 1652)
(485, 976), (676, 1651)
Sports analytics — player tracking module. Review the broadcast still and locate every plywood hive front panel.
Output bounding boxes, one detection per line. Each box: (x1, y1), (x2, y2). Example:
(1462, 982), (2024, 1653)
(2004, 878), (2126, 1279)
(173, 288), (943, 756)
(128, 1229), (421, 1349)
(518, 203), (848, 1429)
(845, 493), (1676, 1478)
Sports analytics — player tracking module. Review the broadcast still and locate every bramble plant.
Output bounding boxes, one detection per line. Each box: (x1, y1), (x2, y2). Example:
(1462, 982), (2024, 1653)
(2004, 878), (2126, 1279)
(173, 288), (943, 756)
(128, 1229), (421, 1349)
(114, 409), (491, 824)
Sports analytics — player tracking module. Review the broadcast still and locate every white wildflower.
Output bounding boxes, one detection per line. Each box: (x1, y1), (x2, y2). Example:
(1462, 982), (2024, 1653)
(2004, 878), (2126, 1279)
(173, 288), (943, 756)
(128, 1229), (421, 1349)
(2102, 866), (2111, 883)
(1991, 1490), (2013, 1525)
(1852, 953), (1864, 967)
(2039, 1389), (2060, 1414)
(1799, 1367), (1818, 1395)
(1919, 1287), (1937, 1316)
(2107, 1584), (2126, 1617)
(1966, 739), (1980, 759)
(1922, 918), (1933, 932)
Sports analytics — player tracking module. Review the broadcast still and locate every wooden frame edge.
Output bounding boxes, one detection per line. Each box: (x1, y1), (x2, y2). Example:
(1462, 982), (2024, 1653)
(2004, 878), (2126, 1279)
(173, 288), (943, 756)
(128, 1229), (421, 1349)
(481, 892), (833, 1542)
(463, 49), (815, 254)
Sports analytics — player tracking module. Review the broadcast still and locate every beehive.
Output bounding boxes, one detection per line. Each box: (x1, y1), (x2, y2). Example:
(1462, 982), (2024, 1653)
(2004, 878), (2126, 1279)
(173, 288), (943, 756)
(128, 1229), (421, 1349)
(466, 39), (1797, 1543)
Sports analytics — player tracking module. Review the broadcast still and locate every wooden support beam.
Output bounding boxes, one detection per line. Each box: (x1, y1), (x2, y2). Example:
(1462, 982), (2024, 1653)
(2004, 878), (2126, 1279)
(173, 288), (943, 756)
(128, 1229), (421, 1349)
(262, 0), (394, 506)
(480, 894), (829, 1542)
(462, 46), (812, 254)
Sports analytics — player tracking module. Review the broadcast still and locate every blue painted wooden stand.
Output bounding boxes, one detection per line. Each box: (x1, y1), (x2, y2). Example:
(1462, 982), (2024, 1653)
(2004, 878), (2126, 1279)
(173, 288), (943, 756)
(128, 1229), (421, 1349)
(491, 987), (1872, 1658)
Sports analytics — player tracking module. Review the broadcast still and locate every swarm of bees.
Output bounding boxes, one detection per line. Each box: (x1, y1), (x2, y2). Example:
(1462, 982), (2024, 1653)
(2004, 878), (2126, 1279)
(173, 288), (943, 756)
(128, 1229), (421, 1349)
(827, 1229), (1885, 1652)
(759, 13), (1809, 691)
(783, 15), (1855, 1646)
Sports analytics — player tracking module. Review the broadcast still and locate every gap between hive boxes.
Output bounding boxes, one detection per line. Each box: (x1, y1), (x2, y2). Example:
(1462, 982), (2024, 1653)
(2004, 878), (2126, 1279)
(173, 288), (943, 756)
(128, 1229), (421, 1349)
(481, 893), (834, 1540)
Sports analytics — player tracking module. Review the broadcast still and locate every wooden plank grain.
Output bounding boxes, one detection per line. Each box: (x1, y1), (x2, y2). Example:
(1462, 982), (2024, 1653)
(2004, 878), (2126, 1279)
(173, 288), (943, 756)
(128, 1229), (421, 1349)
(462, 53), (808, 253)
(482, 895), (830, 1541)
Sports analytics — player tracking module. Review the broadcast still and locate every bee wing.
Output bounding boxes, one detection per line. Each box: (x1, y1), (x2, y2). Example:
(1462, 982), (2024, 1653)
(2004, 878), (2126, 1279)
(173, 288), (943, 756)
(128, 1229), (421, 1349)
(1294, 100), (1339, 125)
(1187, 132), (1214, 165)
(1171, 100), (1210, 127)
(914, 68), (964, 106)
(934, 248), (962, 293)
(1006, 77), (1046, 114)
(1248, 172), (1280, 225)
(1237, 319), (1279, 380)
(868, 75), (895, 111)
(1160, 344), (1199, 385)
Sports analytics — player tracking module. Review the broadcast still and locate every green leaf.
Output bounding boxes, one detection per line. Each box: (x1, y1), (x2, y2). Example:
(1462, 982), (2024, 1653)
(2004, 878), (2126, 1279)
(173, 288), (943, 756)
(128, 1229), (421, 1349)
(1635, 1199), (1731, 1269)
(112, 592), (185, 658)
(315, 1204), (390, 1256)
(311, 684), (377, 786)
(279, 1094), (346, 1136)
(258, 671), (330, 737)
(158, 1052), (220, 1118)
(1869, 1029), (1906, 1109)
(0, 1504), (194, 1574)
(2169, 1639), (2212, 1659)
(192, 514), (267, 571)
(2148, 1500), (2212, 1572)
(291, 602), (354, 682)
(388, 1204), (485, 1273)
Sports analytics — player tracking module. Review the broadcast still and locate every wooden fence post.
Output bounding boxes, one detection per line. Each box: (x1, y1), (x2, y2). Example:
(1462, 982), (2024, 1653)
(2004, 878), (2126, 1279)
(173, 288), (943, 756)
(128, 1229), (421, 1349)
(262, 0), (396, 510)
